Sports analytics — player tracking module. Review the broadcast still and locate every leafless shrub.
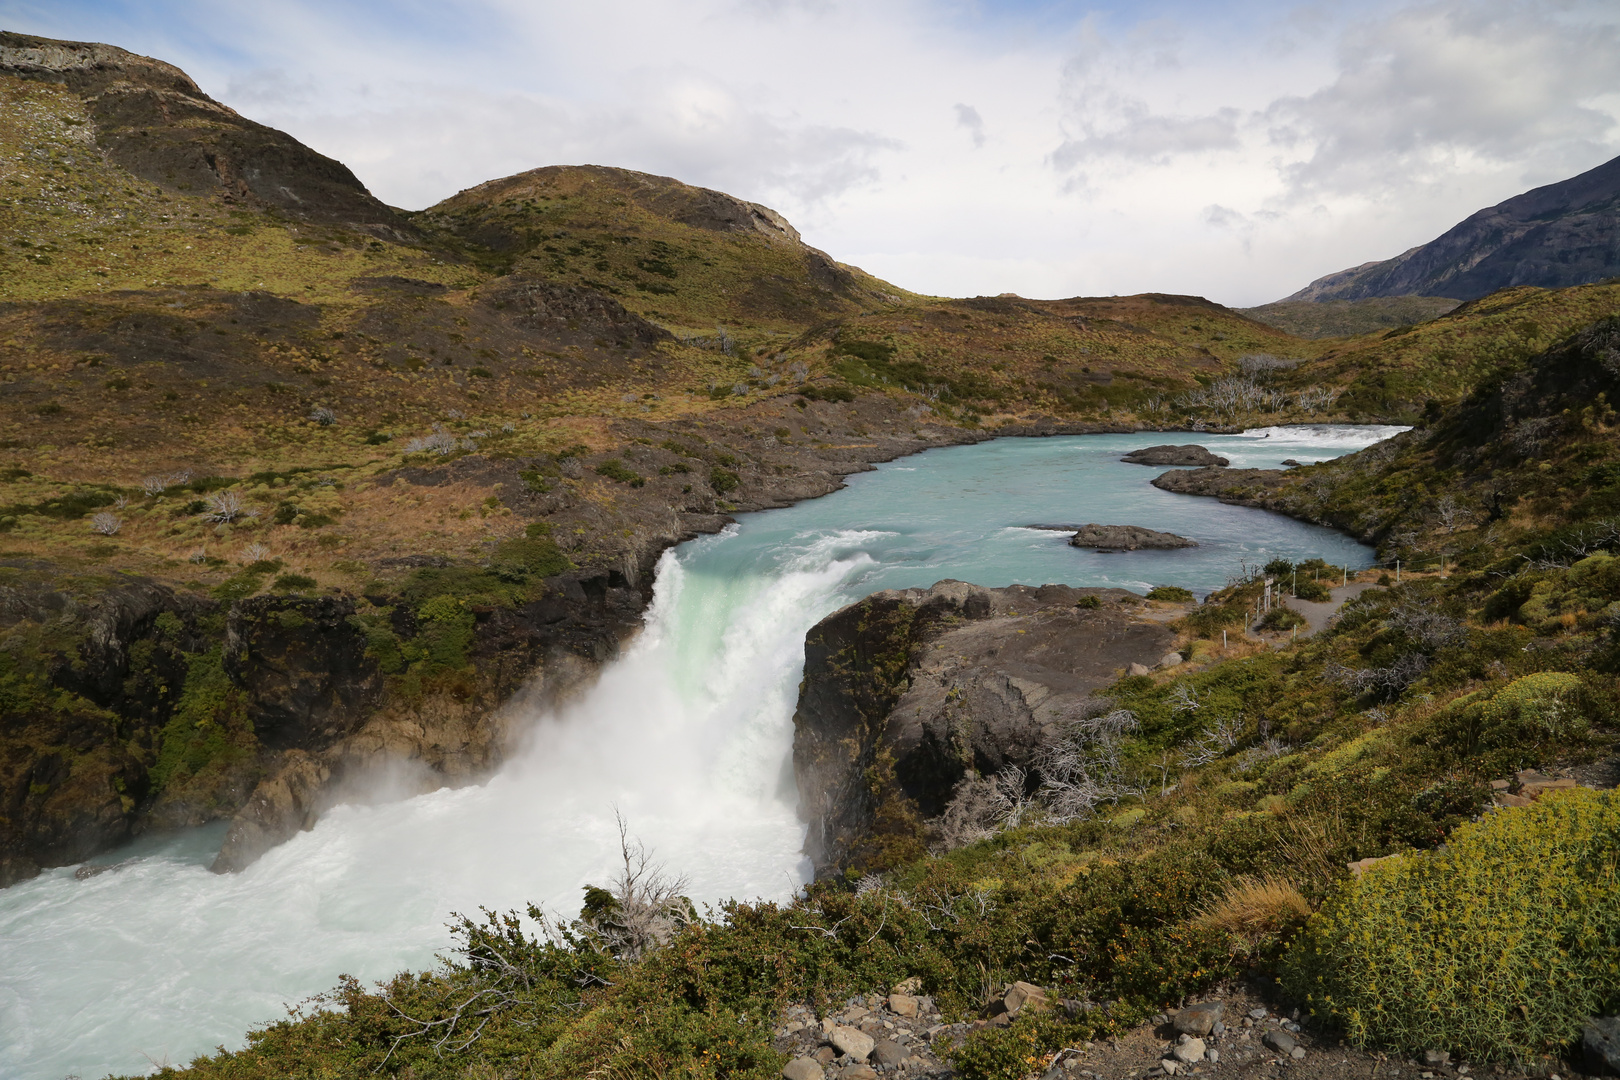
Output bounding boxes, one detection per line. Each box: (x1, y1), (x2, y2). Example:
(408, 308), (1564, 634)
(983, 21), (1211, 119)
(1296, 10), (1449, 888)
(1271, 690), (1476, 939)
(1435, 494), (1471, 534)
(930, 768), (1031, 852)
(188, 547), (208, 564)
(1296, 386), (1338, 413)
(1032, 708), (1141, 824)
(500, 422), (515, 434)
(242, 542), (271, 562)
(406, 425), (459, 455)
(574, 812), (692, 964)
(308, 406), (336, 426)
(113, 495), (130, 510)
(445, 409), (466, 420)
(1509, 415), (1559, 457)
(1388, 604), (1467, 650)
(1238, 354), (1300, 376)
(206, 490), (256, 523)
(141, 470), (192, 496)
(853, 873), (886, 897)
(89, 511), (121, 536)
(1179, 715), (1245, 768)
(1238, 737), (1292, 772)
(1168, 683), (1200, 715)
(1325, 652), (1430, 700)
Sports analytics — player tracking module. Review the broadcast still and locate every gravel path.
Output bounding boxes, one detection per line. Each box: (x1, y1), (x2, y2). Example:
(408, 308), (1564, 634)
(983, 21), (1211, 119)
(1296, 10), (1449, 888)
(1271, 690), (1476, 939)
(1285, 581), (1376, 637)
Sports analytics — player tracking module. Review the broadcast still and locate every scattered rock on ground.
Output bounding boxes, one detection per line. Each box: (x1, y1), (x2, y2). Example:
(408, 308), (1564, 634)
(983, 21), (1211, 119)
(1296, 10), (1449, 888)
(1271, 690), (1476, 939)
(783, 1058), (824, 1080)
(1121, 444), (1230, 467)
(1175, 1001), (1224, 1036)
(1586, 1017), (1620, 1075)
(1263, 1029), (1297, 1054)
(1070, 523), (1199, 551)
(1173, 1038), (1208, 1063)
(873, 1038), (909, 1067)
(1129, 662), (1152, 676)
(1004, 980), (1051, 1017)
(830, 1025), (875, 1062)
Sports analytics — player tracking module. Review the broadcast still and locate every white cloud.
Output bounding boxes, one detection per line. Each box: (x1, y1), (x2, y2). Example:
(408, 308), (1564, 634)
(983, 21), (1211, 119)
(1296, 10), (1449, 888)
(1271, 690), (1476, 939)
(8, 0), (1620, 305)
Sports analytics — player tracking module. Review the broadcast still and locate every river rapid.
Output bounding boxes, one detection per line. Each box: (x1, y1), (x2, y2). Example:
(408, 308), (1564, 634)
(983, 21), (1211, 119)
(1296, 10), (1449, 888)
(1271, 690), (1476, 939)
(0, 426), (1402, 1079)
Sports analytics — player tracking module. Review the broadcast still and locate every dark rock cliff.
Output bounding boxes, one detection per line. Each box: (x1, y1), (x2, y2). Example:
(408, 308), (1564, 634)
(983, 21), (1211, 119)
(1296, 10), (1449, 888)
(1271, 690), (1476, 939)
(792, 580), (1177, 877)
(1284, 153), (1620, 303)
(0, 559), (648, 886)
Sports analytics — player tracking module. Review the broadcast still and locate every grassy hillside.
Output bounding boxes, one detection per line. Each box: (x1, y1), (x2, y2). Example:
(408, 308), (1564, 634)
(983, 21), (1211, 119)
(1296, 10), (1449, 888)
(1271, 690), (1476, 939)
(1240, 297), (1461, 339)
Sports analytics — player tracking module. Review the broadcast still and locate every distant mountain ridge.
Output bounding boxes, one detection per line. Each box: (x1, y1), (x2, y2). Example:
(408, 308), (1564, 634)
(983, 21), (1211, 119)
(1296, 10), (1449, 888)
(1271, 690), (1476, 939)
(1284, 153), (1620, 303)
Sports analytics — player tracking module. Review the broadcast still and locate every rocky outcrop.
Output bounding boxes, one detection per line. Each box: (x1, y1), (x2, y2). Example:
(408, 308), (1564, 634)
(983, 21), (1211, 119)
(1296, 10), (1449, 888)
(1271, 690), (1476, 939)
(1150, 467), (1290, 502)
(1070, 524), (1198, 551)
(0, 30), (410, 230)
(0, 557), (647, 886)
(792, 581), (1176, 876)
(1121, 444), (1229, 467)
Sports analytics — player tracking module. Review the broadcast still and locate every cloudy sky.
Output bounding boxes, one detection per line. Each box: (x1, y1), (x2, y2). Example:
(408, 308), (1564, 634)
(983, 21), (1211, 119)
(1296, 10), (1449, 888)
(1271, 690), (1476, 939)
(6, 0), (1620, 305)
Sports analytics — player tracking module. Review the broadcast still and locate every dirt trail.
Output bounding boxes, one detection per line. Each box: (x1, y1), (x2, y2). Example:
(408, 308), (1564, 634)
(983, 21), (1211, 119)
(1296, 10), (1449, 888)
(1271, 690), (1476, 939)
(1284, 581), (1376, 638)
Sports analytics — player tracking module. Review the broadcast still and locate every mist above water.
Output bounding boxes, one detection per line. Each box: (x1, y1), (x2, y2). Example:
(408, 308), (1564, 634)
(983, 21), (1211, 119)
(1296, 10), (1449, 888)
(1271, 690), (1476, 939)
(0, 427), (1399, 1079)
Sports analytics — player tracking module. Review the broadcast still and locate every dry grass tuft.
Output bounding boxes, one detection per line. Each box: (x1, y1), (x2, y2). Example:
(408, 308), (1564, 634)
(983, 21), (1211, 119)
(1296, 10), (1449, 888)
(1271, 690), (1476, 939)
(1194, 874), (1312, 943)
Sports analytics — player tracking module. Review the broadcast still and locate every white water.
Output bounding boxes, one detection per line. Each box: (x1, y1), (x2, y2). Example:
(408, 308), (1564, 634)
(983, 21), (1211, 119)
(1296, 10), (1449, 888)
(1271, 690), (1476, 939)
(0, 427), (1401, 1079)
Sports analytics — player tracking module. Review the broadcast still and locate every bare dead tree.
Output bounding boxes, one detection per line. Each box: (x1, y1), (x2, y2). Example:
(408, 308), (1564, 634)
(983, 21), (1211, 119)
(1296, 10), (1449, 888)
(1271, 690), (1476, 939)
(575, 811), (693, 963)
(206, 490), (257, 523)
(1179, 715), (1245, 768)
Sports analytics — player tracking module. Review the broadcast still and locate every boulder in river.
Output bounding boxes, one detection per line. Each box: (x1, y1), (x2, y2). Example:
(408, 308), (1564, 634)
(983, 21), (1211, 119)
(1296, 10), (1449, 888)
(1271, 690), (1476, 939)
(1121, 444), (1229, 467)
(1070, 524), (1198, 551)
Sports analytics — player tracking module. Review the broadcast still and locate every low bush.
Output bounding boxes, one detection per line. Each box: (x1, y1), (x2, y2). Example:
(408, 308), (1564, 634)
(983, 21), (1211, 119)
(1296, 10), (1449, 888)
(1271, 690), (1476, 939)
(1293, 579), (1332, 602)
(594, 459), (645, 487)
(1146, 586), (1194, 602)
(1283, 788), (1620, 1060)
(799, 383), (857, 403)
(1258, 607), (1306, 631)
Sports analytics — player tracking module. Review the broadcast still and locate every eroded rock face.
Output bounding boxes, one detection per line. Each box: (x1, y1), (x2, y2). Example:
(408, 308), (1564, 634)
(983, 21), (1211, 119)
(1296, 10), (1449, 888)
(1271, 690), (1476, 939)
(1121, 444), (1229, 467)
(792, 581), (1175, 876)
(1070, 524), (1198, 551)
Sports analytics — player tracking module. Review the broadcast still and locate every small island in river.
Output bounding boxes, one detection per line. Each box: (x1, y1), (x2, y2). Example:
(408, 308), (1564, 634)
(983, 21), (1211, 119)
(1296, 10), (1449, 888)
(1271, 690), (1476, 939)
(1069, 523), (1199, 550)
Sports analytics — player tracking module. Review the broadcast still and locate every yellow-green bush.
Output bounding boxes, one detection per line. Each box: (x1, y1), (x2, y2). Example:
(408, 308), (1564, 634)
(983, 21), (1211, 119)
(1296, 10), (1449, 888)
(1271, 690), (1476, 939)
(1282, 788), (1620, 1059)
(1428, 672), (1590, 764)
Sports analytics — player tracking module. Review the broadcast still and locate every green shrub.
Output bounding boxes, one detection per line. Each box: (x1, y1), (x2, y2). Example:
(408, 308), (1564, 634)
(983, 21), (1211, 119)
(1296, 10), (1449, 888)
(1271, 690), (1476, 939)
(832, 339), (896, 363)
(709, 467), (740, 493)
(949, 1021), (1045, 1080)
(799, 383), (856, 403)
(1283, 788), (1620, 1060)
(594, 459), (645, 487)
(272, 573), (317, 592)
(488, 534), (571, 581)
(409, 595), (476, 670)
(1427, 672), (1591, 766)
(1146, 586), (1194, 603)
(1293, 579), (1332, 602)
(1258, 607), (1306, 631)
(1075, 595), (1103, 610)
